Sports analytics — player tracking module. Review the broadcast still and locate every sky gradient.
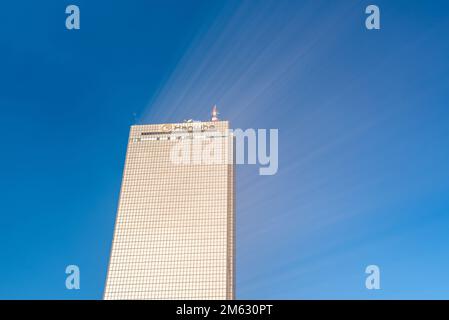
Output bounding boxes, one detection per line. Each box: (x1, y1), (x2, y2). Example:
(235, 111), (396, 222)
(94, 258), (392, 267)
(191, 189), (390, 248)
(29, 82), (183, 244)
(1, 0), (449, 299)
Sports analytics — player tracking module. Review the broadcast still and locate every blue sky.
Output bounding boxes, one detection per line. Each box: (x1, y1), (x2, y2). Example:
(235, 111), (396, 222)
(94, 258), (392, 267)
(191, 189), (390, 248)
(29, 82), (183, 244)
(1, 0), (449, 299)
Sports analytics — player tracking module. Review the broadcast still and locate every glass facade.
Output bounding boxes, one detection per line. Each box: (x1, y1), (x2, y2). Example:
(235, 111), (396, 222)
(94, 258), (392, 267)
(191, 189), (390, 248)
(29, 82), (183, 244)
(104, 121), (235, 300)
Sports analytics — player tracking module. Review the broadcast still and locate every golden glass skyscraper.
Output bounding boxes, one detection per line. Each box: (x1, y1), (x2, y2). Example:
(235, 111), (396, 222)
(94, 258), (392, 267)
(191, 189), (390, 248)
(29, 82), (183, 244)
(104, 116), (235, 300)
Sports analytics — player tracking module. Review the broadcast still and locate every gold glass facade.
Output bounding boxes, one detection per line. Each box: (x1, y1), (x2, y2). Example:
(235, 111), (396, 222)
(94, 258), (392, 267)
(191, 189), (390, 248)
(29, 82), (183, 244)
(104, 121), (234, 300)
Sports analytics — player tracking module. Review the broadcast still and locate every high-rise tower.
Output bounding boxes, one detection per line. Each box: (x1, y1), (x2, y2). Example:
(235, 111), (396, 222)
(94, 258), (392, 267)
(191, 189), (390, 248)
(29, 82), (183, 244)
(104, 115), (235, 300)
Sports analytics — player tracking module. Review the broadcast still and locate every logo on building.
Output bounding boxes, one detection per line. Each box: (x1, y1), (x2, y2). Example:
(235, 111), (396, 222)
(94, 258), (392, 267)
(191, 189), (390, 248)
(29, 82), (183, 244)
(161, 124), (173, 132)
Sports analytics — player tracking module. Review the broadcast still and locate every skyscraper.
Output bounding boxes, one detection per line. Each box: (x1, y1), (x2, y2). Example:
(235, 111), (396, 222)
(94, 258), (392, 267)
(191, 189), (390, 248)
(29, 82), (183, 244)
(104, 112), (235, 300)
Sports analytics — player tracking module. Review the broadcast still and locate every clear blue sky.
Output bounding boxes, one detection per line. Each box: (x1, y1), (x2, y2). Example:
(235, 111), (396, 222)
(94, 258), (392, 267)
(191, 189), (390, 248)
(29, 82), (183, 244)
(1, 0), (449, 299)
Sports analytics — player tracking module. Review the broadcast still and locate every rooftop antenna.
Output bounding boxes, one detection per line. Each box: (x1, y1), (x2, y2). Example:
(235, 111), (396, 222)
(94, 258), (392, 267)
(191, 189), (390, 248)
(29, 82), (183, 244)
(211, 105), (219, 121)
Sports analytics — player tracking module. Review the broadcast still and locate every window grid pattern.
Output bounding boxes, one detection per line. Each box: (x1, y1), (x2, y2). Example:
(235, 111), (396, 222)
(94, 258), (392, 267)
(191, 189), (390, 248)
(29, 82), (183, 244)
(104, 121), (234, 300)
